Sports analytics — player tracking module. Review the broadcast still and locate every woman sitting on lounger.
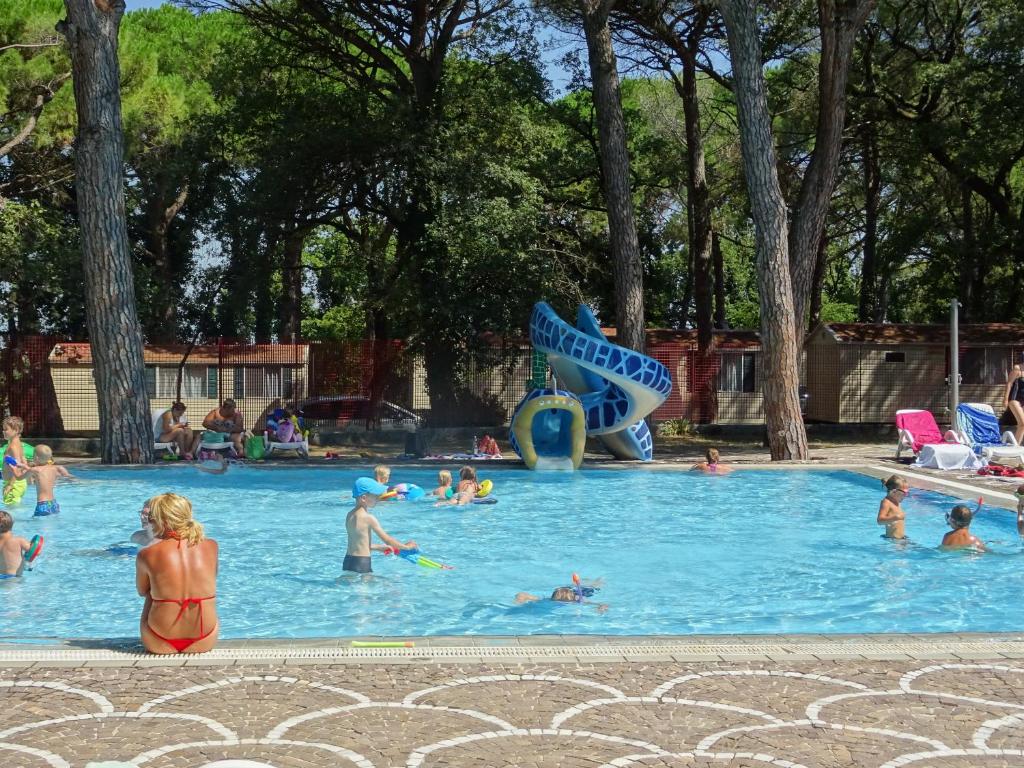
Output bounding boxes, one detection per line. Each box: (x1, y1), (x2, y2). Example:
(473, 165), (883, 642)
(137, 494), (219, 655)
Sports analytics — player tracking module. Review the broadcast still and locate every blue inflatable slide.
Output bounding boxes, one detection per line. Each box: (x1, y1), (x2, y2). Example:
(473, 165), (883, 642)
(510, 303), (672, 468)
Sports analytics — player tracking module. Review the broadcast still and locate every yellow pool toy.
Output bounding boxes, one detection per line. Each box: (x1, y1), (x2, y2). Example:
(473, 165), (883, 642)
(477, 479), (493, 498)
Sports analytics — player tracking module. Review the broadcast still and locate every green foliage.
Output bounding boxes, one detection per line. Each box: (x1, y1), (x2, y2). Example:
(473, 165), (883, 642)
(656, 418), (696, 438)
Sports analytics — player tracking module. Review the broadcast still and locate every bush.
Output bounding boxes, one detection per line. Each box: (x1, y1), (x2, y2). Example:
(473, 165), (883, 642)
(657, 418), (696, 438)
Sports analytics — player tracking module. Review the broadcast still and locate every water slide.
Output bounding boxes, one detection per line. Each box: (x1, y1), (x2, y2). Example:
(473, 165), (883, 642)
(510, 302), (672, 467)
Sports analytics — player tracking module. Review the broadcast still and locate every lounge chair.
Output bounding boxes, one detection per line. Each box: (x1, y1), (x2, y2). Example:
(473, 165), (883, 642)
(894, 409), (960, 458)
(151, 409), (180, 457)
(262, 430), (309, 459)
(895, 408), (980, 470)
(955, 403), (1024, 463)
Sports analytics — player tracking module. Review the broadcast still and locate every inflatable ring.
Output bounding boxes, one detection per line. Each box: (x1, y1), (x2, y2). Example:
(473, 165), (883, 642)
(380, 489), (399, 501)
(24, 534), (43, 563)
(477, 479), (493, 498)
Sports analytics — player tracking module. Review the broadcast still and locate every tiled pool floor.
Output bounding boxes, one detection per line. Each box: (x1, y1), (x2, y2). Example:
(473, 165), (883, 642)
(4, 642), (1024, 768)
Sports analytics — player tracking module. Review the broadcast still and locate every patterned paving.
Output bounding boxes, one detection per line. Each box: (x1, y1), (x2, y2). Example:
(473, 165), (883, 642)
(3, 658), (1024, 767)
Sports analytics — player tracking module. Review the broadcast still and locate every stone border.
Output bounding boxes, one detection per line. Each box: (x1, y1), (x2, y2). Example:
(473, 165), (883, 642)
(4, 635), (1024, 666)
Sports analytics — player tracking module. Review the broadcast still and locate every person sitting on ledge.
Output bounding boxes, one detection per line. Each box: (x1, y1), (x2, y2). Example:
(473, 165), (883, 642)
(202, 399), (246, 456)
(158, 402), (200, 459)
(137, 494), (219, 654)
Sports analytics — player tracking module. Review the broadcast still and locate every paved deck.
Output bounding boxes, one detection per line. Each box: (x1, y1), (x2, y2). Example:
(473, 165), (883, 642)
(4, 640), (1024, 768)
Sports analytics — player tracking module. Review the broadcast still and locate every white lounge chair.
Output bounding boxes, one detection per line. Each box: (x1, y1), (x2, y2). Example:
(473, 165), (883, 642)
(151, 409), (180, 457)
(955, 402), (1024, 463)
(262, 430), (309, 458)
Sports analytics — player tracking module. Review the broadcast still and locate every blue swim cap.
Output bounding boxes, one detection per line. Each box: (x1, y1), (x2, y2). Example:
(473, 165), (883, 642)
(353, 477), (389, 498)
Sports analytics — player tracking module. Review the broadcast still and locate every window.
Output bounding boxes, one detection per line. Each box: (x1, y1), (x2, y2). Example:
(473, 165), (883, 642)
(960, 348), (1011, 385)
(232, 366), (295, 399)
(884, 352), (905, 363)
(718, 352), (756, 393)
(145, 365), (217, 399)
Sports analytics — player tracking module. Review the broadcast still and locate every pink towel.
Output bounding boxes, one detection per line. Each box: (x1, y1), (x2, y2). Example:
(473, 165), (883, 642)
(895, 411), (943, 452)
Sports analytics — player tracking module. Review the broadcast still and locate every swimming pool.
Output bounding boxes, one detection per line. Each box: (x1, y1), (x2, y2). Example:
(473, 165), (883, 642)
(0, 466), (1019, 640)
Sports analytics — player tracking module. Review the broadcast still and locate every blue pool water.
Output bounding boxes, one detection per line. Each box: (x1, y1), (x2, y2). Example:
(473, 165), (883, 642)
(1, 466), (1020, 639)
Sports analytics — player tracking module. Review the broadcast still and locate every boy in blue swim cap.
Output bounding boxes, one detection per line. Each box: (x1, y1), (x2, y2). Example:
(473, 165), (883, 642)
(343, 477), (417, 575)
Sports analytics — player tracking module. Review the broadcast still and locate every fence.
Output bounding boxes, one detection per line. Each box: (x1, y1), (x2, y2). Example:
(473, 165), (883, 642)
(2, 332), (1022, 437)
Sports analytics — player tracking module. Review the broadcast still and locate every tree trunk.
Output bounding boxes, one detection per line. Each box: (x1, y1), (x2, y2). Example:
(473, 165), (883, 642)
(581, 1), (645, 352)
(717, 0), (808, 461)
(60, 0), (152, 464)
(278, 227), (307, 341)
(712, 229), (727, 328)
(681, 41), (713, 352)
(808, 234), (828, 330)
(858, 121), (880, 322)
(788, 0), (875, 334)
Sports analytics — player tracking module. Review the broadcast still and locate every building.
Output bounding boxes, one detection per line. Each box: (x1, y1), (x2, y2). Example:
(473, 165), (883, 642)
(805, 323), (1024, 423)
(49, 342), (309, 432)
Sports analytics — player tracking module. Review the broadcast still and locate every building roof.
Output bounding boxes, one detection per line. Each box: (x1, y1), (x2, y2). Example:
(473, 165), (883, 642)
(602, 328), (762, 350)
(816, 323), (1024, 346)
(49, 342), (309, 365)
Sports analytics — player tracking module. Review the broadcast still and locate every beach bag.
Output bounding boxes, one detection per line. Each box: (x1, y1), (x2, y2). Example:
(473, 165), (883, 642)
(245, 435), (265, 460)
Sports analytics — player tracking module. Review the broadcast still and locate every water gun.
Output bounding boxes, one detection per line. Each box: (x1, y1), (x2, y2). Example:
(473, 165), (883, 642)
(382, 547), (453, 570)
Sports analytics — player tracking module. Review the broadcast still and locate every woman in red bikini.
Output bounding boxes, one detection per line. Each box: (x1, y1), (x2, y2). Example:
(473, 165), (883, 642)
(136, 493), (219, 654)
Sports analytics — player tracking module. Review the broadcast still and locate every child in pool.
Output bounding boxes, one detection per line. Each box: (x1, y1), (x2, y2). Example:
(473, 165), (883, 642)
(0, 510), (31, 578)
(429, 469), (453, 498)
(877, 475), (908, 540)
(515, 576), (608, 613)
(374, 465), (391, 485)
(439, 466), (479, 506)
(941, 504), (986, 552)
(1016, 485), (1024, 538)
(691, 448), (731, 473)
(343, 477), (416, 575)
(2, 416), (28, 505)
(18, 445), (72, 517)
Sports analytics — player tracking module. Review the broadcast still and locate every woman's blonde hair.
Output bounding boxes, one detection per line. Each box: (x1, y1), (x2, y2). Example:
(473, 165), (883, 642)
(438, 469), (452, 486)
(148, 493), (204, 546)
(706, 448), (720, 463)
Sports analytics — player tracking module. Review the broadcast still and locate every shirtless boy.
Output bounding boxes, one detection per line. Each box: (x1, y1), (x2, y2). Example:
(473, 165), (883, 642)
(0, 510), (31, 578)
(18, 445), (72, 517)
(877, 475), (908, 540)
(941, 504), (986, 552)
(343, 477), (416, 575)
